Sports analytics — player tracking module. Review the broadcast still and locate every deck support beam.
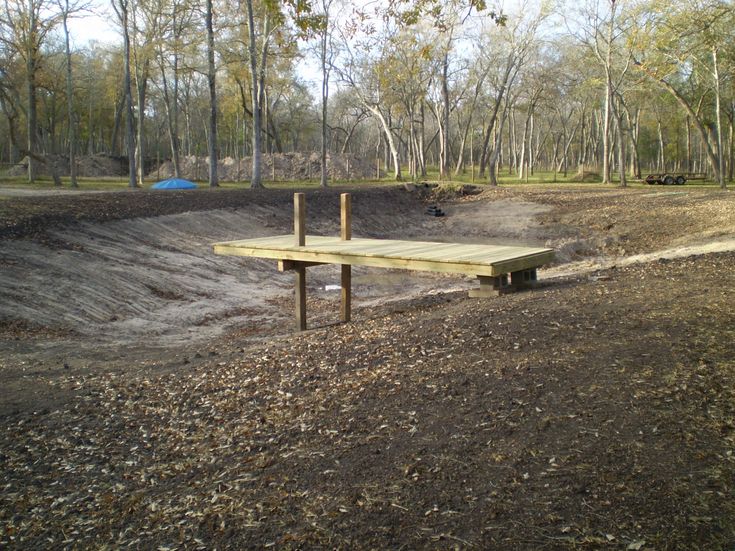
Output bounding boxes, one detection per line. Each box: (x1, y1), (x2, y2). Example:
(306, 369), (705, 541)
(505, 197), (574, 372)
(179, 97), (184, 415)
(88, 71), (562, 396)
(287, 192), (354, 330)
(469, 268), (538, 298)
(469, 274), (510, 297)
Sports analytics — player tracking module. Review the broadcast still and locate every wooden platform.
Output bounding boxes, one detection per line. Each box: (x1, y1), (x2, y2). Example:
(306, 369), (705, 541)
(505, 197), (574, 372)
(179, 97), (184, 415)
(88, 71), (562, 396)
(213, 192), (554, 331)
(214, 235), (553, 278)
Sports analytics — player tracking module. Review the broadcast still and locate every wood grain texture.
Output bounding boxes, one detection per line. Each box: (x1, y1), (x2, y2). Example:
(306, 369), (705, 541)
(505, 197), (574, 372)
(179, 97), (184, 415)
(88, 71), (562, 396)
(340, 194), (351, 241)
(294, 193), (305, 247)
(214, 235), (554, 277)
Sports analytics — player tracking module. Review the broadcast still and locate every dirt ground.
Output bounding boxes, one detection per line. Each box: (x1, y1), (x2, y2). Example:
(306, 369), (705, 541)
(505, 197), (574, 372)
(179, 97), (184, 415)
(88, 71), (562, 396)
(0, 184), (734, 549)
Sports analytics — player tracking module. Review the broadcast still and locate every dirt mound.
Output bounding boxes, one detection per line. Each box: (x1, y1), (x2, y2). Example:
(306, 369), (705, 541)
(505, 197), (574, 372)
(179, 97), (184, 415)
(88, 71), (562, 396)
(571, 169), (601, 182)
(429, 182), (482, 201)
(76, 154), (130, 176)
(151, 153), (381, 182)
(5, 154), (132, 178)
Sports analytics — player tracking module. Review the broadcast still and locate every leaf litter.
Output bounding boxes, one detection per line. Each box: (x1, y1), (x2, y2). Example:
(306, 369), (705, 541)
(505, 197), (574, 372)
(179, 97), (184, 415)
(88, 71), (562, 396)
(1, 187), (735, 549)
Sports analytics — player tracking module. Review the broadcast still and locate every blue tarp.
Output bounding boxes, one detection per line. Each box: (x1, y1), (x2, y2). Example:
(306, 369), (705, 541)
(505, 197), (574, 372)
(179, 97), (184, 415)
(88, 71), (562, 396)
(151, 178), (198, 190)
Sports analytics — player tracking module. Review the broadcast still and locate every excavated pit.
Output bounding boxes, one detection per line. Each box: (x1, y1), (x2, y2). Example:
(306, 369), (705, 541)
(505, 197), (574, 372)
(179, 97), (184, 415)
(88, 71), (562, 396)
(0, 192), (555, 350)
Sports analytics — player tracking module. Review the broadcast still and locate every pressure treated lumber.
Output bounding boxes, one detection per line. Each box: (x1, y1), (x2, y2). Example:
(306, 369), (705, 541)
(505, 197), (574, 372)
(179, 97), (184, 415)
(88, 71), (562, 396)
(214, 235), (554, 277)
(213, 192), (554, 331)
(294, 193), (305, 246)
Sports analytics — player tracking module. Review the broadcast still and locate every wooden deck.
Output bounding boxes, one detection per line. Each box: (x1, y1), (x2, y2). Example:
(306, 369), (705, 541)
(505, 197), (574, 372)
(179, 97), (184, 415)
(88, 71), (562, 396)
(213, 235), (554, 277)
(213, 192), (555, 331)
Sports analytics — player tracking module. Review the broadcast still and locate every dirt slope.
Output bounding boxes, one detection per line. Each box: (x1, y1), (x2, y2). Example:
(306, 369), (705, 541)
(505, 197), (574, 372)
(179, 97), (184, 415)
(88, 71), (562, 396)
(0, 187), (556, 348)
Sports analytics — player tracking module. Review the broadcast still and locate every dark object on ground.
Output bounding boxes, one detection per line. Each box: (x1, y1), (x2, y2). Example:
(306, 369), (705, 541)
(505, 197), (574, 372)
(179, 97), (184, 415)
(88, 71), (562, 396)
(426, 205), (445, 217)
(644, 173), (707, 185)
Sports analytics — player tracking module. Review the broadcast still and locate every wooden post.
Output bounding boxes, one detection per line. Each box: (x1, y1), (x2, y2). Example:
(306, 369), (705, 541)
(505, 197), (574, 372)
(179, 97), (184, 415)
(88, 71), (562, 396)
(340, 193), (351, 240)
(295, 264), (307, 331)
(340, 193), (352, 322)
(294, 193), (306, 330)
(294, 192), (305, 246)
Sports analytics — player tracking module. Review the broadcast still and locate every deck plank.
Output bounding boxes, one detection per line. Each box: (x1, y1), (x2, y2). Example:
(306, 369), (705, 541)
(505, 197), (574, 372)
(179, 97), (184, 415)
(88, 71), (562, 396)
(214, 235), (554, 277)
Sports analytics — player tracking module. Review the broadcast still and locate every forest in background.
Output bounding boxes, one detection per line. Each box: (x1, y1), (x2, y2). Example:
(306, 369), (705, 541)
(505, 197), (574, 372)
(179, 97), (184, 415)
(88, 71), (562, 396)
(0, 0), (733, 188)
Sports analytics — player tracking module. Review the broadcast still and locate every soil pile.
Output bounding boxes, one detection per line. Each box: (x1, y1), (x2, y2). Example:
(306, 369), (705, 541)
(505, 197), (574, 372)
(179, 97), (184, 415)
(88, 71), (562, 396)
(152, 153), (381, 182)
(4, 154), (144, 178)
(5, 154), (124, 178)
(570, 169), (600, 182)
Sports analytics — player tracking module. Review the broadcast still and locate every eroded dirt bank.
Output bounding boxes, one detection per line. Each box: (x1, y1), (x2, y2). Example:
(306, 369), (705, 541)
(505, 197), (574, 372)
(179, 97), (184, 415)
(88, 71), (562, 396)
(0, 187), (557, 350)
(1, 185), (734, 549)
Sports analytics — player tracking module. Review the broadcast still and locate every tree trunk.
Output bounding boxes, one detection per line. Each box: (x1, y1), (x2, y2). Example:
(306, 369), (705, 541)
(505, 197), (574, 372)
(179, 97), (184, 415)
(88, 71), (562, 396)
(160, 62), (181, 178)
(454, 75), (485, 175)
(488, 103), (510, 186)
(159, 33), (181, 178)
(712, 47), (725, 188)
(134, 58), (148, 187)
(206, 0), (219, 187)
(728, 104), (734, 182)
(117, 0), (138, 188)
(62, 7), (77, 187)
(370, 106), (401, 180)
(602, 84), (611, 183)
(657, 119), (665, 171)
(440, 51), (450, 178)
(630, 107), (641, 178)
(245, 0), (263, 188)
(26, 39), (38, 182)
(418, 101), (426, 176)
(319, 5), (329, 187)
(479, 58), (518, 177)
(613, 100), (626, 187)
(110, 85), (124, 156)
(518, 111), (530, 180)
(638, 65), (722, 184)
(557, 124), (578, 175)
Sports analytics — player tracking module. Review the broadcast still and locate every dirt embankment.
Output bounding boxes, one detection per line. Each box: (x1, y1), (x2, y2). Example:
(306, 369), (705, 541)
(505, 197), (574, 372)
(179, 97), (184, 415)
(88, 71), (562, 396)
(0, 187), (555, 349)
(3, 152), (379, 181)
(4, 154), (153, 178)
(153, 153), (380, 182)
(1, 186), (733, 351)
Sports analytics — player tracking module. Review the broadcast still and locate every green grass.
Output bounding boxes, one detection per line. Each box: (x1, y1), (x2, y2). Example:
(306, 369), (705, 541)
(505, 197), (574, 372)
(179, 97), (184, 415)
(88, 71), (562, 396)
(0, 174), (394, 191)
(0, 168), (725, 192)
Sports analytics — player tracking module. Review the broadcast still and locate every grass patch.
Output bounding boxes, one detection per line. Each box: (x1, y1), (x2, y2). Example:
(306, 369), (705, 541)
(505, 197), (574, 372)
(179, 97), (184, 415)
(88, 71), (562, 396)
(1, 168), (725, 192)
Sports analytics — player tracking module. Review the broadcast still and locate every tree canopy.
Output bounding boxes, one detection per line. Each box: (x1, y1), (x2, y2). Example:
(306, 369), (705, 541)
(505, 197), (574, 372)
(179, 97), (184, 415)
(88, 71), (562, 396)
(0, 0), (732, 187)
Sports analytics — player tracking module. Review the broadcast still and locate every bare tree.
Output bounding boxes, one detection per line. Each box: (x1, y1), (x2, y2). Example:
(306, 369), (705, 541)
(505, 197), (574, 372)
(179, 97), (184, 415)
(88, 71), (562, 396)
(316, 0), (337, 188)
(0, 0), (62, 182)
(57, 0), (90, 188)
(112, 0), (138, 187)
(205, 0), (218, 186)
(243, 0), (268, 187)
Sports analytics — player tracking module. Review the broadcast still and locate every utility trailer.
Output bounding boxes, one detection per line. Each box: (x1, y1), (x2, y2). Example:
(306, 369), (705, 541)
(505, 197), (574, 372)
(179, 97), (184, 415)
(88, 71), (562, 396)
(644, 173), (706, 185)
